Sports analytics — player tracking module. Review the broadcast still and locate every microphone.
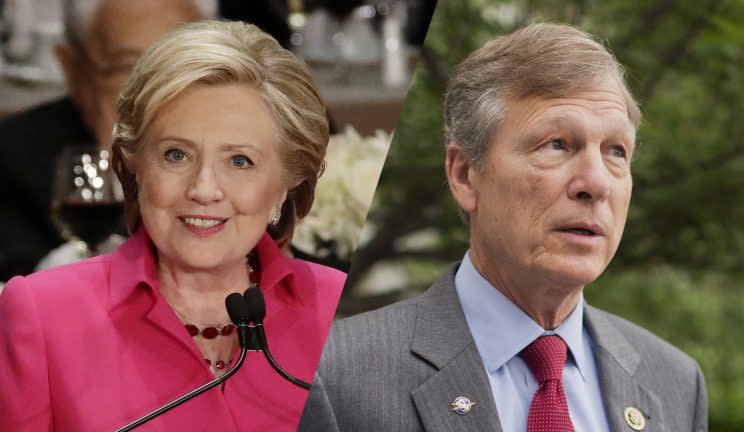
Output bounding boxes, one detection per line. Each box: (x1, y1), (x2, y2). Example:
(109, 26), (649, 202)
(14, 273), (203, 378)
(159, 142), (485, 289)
(115, 293), (252, 432)
(243, 287), (311, 390)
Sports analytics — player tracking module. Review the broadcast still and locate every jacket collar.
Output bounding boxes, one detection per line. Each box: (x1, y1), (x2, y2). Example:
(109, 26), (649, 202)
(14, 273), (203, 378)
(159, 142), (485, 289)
(108, 228), (296, 308)
(584, 305), (640, 375)
(410, 263), (503, 431)
(411, 263), (474, 368)
(584, 305), (665, 432)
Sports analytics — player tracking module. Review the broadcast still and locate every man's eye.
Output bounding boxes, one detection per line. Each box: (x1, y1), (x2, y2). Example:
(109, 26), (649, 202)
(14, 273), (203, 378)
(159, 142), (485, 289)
(548, 139), (566, 150)
(232, 155), (253, 168)
(165, 148), (186, 162)
(611, 146), (626, 158)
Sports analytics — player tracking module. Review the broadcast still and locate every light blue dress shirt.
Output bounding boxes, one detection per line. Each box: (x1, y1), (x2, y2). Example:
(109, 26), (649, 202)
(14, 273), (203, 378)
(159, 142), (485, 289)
(454, 252), (610, 432)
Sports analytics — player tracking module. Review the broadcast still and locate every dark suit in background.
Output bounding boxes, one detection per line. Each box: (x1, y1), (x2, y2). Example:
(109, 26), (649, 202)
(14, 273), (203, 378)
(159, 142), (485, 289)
(0, 98), (92, 280)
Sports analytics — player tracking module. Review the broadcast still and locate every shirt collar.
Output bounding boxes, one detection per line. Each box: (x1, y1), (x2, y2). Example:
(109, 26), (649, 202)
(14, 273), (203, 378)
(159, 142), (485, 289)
(454, 251), (589, 379)
(548, 294), (588, 381)
(109, 227), (158, 305)
(109, 227), (296, 307)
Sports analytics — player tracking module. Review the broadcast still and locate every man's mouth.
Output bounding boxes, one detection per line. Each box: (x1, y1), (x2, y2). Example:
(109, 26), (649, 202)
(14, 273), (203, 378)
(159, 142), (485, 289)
(562, 228), (596, 236)
(557, 223), (604, 237)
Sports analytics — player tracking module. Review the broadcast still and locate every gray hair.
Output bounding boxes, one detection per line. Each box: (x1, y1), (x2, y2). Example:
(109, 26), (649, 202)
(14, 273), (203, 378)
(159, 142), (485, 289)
(62, 0), (218, 46)
(444, 22), (642, 172)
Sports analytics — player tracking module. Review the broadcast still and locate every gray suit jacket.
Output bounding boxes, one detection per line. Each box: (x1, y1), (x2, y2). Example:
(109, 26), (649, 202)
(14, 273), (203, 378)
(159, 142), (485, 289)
(298, 264), (707, 432)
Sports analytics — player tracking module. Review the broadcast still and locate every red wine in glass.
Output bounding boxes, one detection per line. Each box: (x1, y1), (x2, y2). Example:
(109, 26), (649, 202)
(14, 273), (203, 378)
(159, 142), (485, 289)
(51, 147), (125, 256)
(53, 201), (124, 248)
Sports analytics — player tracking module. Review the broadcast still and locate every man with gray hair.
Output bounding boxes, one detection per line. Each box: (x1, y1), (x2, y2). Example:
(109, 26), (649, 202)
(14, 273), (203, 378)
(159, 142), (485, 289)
(0, 0), (215, 280)
(298, 23), (707, 431)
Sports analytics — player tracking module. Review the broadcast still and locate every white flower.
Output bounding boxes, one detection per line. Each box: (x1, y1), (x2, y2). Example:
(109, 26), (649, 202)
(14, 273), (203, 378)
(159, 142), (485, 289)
(293, 126), (391, 259)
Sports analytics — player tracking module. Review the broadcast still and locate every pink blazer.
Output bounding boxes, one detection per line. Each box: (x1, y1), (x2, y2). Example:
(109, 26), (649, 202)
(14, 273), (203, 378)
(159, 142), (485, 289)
(0, 228), (345, 431)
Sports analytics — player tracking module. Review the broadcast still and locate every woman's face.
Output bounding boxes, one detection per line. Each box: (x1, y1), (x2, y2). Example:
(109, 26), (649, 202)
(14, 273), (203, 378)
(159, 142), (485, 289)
(136, 83), (288, 271)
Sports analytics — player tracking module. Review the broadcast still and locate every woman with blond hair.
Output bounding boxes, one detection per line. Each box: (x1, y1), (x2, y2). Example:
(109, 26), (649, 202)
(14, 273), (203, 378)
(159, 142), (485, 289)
(0, 20), (345, 431)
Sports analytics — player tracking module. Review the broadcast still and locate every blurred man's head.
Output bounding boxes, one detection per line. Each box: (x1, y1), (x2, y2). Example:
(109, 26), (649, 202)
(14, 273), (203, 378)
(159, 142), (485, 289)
(55, 0), (217, 149)
(444, 23), (640, 297)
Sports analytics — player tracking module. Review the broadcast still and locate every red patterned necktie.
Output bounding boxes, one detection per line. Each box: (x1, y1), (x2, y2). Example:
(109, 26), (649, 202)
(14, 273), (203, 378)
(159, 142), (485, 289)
(521, 335), (575, 432)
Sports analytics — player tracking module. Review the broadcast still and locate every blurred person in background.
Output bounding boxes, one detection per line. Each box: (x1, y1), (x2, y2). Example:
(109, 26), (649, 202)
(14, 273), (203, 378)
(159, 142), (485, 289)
(0, 0), (217, 281)
(0, 20), (344, 431)
(298, 23), (707, 432)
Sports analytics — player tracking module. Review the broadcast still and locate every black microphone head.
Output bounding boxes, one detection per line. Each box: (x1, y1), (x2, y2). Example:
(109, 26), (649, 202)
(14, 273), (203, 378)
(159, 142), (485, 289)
(243, 287), (266, 323)
(225, 293), (250, 325)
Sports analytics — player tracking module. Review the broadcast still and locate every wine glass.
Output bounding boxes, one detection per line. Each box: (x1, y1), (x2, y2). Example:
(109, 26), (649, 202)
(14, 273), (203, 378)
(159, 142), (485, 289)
(51, 147), (125, 257)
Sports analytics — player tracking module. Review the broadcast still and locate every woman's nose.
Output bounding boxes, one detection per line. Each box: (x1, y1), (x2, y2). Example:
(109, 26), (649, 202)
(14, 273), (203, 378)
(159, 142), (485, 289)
(186, 165), (225, 204)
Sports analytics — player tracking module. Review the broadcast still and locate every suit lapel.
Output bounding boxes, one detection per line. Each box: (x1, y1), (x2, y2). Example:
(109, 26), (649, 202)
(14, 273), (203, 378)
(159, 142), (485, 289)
(410, 266), (502, 432)
(585, 306), (666, 432)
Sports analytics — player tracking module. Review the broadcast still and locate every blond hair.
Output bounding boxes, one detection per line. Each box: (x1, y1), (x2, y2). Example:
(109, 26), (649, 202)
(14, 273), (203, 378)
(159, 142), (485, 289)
(445, 22), (641, 171)
(112, 20), (329, 248)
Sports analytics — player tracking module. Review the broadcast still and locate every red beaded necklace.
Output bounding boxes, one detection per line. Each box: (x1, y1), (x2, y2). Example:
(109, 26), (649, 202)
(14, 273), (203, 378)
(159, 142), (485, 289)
(204, 358), (232, 371)
(184, 323), (236, 339)
(176, 253), (261, 372)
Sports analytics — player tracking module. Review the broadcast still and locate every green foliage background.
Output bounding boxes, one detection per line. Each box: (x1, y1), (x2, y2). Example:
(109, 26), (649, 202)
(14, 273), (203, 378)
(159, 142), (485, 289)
(342, 0), (744, 429)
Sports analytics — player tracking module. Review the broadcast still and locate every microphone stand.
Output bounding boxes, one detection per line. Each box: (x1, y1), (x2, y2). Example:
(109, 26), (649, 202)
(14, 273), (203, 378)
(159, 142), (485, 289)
(242, 287), (312, 390)
(115, 348), (247, 432)
(252, 323), (311, 390)
(115, 317), (253, 432)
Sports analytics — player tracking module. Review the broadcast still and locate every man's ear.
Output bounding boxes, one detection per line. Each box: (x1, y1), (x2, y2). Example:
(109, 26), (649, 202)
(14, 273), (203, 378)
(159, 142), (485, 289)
(54, 42), (83, 107)
(445, 142), (478, 214)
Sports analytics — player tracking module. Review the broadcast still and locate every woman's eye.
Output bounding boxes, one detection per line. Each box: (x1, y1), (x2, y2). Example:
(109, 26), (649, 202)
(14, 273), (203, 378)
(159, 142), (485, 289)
(232, 155), (253, 168)
(165, 148), (186, 162)
(610, 145), (627, 159)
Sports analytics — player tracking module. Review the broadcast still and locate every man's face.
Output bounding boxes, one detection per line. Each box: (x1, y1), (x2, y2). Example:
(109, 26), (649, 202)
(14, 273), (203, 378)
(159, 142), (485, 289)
(63, 0), (201, 149)
(462, 84), (636, 290)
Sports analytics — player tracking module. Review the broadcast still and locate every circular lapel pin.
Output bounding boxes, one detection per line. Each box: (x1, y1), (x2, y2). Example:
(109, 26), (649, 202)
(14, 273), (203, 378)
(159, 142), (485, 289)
(623, 406), (646, 431)
(451, 397), (475, 415)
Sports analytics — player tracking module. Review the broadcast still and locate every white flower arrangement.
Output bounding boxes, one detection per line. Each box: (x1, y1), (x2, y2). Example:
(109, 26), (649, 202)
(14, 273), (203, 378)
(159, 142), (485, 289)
(292, 126), (391, 260)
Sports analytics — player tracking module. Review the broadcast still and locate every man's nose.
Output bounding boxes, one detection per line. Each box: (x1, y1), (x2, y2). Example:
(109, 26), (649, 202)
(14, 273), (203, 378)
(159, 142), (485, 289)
(567, 150), (611, 202)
